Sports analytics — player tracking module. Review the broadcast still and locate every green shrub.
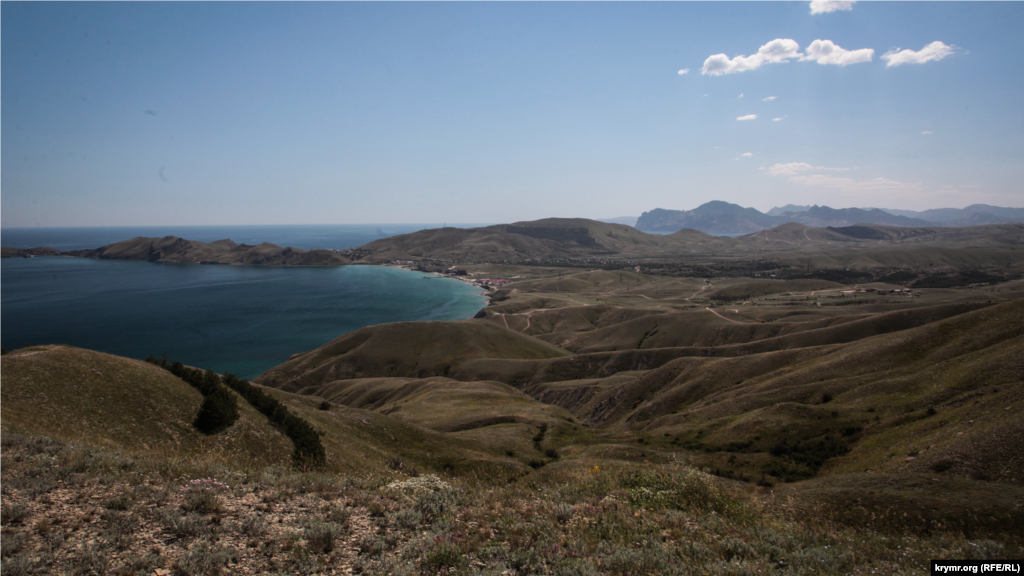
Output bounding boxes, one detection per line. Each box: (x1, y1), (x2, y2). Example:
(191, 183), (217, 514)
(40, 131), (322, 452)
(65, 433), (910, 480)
(192, 387), (239, 435)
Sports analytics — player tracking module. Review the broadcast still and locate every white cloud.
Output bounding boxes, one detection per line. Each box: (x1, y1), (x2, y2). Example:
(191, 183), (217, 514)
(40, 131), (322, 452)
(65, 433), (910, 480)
(741, 152), (754, 157)
(767, 162), (927, 199)
(803, 39), (874, 66)
(773, 117), (783, 122)
(762, 96), (777, 101)
(737, 114), (757, 121)
(787, 174), (926, 197)
(767, 162), (852, 176)
(678, 68), (689, 75)
(768, 162), (816, 176)
(882, 41), (957, 67)
(739, 93), (745, 99)
(702, 37), (870, 75)
(810, 0), (856, 14)
(702, 38), (801, 75)
(922, 131), (933, 135)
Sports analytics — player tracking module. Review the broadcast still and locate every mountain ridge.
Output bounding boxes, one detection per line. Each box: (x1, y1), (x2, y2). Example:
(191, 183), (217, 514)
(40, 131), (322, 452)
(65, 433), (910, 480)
(641, 201), (1024, 234)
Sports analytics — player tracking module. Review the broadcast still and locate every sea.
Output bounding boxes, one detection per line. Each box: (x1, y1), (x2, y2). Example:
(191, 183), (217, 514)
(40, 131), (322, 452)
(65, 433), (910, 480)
(1, 224), (492, 379)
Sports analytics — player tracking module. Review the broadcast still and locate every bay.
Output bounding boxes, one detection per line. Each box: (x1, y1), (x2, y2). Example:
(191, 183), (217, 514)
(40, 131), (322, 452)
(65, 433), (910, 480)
(1, 249), (488, 379)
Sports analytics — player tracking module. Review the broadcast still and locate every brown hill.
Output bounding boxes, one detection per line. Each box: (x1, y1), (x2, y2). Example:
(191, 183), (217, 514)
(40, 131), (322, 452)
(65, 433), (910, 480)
(354, 218), (691, 262)
(63, 236), (352, 265)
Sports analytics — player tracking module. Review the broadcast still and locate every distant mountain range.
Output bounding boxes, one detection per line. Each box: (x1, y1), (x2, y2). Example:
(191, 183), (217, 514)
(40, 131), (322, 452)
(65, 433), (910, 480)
(638, 201), (1024, 234)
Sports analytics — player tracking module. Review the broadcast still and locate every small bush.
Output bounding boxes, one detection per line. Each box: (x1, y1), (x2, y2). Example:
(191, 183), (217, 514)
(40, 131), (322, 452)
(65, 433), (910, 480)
(424, 540), (463, 571)
(318, 400), (331, 410)
(555, 502), (575, 523)
(367, 501), (386, 517)
(932, 459), (955, 473)
(158, 510), (207, 540)
(1, 503), (29, 525)
(357, 534), (387, 557)
(419, 489), (457, 521)
(240, 515), (267, 537)
(174, 543), (238, 576)
(305, 521), (344, 554)
(104, 493), (133, 511)
(183, 490), (221, 514)
(327, 505), (351, 525)
(391, 507), (422, 529)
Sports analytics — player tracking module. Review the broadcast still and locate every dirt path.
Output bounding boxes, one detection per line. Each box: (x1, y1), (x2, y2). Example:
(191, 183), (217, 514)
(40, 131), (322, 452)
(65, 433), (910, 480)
(706, 307), (746, 324)
(519, 308), (552, 332)
(686, 284), (710, 300)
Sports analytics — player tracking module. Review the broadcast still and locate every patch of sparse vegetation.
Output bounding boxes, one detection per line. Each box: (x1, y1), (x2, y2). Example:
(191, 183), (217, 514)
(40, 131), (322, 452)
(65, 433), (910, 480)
(1, 432), (1021, 575)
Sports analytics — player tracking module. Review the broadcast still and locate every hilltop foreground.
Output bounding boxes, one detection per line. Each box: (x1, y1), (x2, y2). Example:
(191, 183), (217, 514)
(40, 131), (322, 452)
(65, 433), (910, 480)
(3, 218), (1024, 575)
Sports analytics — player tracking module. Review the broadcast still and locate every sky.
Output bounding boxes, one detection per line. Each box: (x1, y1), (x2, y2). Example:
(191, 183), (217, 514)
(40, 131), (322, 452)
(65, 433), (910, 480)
(2, 1), (1023, 227)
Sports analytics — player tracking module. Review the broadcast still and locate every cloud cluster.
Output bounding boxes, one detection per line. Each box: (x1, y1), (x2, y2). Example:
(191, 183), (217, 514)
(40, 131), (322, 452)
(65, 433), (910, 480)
(702, 38), (802, 76)
(809, 0), (856, 14)
(701, 38), (872, 75)
(882, 41), (956, 67)
(762, 96), (777, 101)
(804, 39), (874, 66)
(678, 68), (689, 75)
(737, 114), (757, 121)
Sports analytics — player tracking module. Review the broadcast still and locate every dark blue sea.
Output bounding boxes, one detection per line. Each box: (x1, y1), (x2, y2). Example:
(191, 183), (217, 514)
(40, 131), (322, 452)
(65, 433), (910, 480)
(1, 225), (491, 379)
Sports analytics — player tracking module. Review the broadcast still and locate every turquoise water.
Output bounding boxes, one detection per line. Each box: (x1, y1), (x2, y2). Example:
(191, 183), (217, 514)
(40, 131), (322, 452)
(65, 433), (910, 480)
(1, 256), (487, 379)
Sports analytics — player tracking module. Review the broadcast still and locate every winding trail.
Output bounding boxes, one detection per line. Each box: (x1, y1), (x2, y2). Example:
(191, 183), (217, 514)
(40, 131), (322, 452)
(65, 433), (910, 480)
(686, 284), (710, 300)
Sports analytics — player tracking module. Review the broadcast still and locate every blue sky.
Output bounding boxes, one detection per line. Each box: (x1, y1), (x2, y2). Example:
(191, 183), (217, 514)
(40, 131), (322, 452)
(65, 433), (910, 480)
(3, 1), (1022, 227)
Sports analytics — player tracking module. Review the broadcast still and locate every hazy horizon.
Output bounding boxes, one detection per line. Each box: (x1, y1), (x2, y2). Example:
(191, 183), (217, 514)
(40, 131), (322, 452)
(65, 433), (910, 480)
(3, 2), (1022, 227)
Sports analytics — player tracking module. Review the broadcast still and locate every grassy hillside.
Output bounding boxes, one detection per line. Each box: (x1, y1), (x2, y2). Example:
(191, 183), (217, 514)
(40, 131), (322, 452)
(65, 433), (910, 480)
(254, 319), (572, 392)
(0, 345), (546, 478)
(0, 345), (294, 469)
